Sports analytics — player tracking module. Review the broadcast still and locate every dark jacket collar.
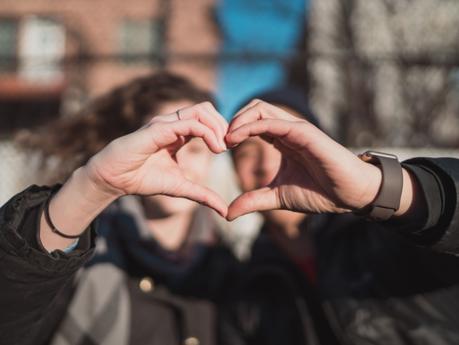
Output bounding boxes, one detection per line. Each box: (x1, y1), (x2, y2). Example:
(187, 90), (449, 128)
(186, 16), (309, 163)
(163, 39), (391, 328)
(91, 196), (221, 287)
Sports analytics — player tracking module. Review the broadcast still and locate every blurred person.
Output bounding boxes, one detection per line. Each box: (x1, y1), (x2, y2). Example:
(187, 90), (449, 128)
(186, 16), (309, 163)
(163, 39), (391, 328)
(226, 93), (459, 345)
(10, 73), (241, 345)
(223, 88), (335, 345)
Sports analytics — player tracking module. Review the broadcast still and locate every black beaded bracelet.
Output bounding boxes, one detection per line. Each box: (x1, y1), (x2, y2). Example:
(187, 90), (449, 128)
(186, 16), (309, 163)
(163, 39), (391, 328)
(44, 194), (81, 239)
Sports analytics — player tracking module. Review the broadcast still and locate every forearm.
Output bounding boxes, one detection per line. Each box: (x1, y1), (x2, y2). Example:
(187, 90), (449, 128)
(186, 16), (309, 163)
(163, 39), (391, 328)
(390, 158), (459, 254)
(366, 156), (459, 256)
(39, 166), (119, 252)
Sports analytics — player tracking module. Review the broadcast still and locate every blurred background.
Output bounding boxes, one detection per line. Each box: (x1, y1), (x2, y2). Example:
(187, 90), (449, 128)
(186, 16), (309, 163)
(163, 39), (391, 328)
(1, 0), (459, 250)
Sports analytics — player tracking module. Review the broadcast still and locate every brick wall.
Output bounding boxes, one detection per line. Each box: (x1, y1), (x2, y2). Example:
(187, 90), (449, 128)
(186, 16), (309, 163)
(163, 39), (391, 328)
(0, 0), (218, 98)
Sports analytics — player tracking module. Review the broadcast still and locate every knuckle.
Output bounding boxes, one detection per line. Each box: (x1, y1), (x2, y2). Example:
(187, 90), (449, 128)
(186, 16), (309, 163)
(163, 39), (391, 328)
(149, 121), (164, 131)
(298, 120), (313, 130)
(202, 101), (213, 108)
(109, 136), (124, 149)
(253, 101), (267, 111)
(195, 104), (206, 113)
(197, 101), (212, 112)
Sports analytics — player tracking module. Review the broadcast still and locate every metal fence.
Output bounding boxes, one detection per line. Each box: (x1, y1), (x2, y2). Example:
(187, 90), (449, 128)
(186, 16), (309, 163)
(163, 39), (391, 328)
(307, 0), (459, 147)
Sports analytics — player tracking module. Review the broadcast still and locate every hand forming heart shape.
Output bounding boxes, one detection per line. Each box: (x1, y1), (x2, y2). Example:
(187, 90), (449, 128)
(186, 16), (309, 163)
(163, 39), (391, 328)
(85, 101), (383, 221)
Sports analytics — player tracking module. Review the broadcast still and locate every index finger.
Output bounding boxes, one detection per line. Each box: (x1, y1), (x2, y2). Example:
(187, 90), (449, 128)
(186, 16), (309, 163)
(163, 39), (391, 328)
(169, 179), (228, 218)
(178, 102), (228, 149)
(226, 119), (309, 149)
(151, 102), (228, 150)
(146, 119), (225, 154)
(228, 101), (298, 133)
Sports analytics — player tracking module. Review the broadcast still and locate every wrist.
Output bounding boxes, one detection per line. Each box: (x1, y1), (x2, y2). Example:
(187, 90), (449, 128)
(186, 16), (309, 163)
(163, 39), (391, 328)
(356, 164), (415, 219)
(355, 162), (383, 210)
(70, 166), (121, 209)
(354, 151), (404, 221)
(81, 163), (125, 199)
(39, 167), (119, 252)
(393, 168), (416, 218)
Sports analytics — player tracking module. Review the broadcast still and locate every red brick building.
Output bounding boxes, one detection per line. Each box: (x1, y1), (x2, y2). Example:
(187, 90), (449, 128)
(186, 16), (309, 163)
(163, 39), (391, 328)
(0, 0), (218, 132)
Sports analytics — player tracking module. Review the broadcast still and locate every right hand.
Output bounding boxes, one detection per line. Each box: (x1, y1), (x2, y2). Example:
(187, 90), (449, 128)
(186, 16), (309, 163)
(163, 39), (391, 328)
(84, 102), (229, 217)
(225, 100), (383, 220)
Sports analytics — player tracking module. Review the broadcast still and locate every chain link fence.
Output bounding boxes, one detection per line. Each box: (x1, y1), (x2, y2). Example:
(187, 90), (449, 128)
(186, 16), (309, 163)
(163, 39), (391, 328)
(307, 0), (459, 147)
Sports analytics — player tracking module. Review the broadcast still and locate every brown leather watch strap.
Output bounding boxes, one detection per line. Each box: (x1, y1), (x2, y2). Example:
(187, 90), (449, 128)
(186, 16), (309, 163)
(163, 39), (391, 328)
(358, 151), (403, 221)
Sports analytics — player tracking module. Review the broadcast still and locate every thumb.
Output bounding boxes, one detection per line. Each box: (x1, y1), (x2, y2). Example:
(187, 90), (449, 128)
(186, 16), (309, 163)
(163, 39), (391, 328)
(166, 179), (228, 218)
(226, 187), (279, 221)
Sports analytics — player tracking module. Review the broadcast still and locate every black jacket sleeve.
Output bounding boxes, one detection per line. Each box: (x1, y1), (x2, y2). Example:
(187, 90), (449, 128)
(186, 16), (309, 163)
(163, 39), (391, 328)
(0, 185), (96, 345)
(394, 158), (459, 255)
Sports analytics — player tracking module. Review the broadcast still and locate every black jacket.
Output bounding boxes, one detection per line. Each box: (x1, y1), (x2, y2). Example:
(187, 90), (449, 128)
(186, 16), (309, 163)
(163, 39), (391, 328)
(217, 158), (459, 345)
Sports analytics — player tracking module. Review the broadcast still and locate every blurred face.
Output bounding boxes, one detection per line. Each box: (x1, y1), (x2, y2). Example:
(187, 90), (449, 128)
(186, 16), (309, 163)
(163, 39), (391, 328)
(232, 136), (281, 192)
(232, 105), (306, 229)
(143, 100), (213, 216)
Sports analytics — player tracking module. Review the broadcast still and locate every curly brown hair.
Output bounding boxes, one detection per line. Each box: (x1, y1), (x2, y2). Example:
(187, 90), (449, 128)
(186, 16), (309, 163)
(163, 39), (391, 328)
(17, 71), (213, 182)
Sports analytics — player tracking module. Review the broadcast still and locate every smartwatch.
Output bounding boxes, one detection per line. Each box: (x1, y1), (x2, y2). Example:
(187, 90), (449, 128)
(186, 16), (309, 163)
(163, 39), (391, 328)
(357, 151), (403, 221)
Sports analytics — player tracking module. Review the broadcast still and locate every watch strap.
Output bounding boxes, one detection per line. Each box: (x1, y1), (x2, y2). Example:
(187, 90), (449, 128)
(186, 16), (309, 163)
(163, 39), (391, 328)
(358, 151), (403, 221)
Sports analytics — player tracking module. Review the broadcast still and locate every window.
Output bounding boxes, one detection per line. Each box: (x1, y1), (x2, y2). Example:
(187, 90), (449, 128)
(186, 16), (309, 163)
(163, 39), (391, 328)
(119, 19), (161, 65)
(0, 19), (18, 72)
(0, 16), (65, 82)
(19, 17), (65, 83)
